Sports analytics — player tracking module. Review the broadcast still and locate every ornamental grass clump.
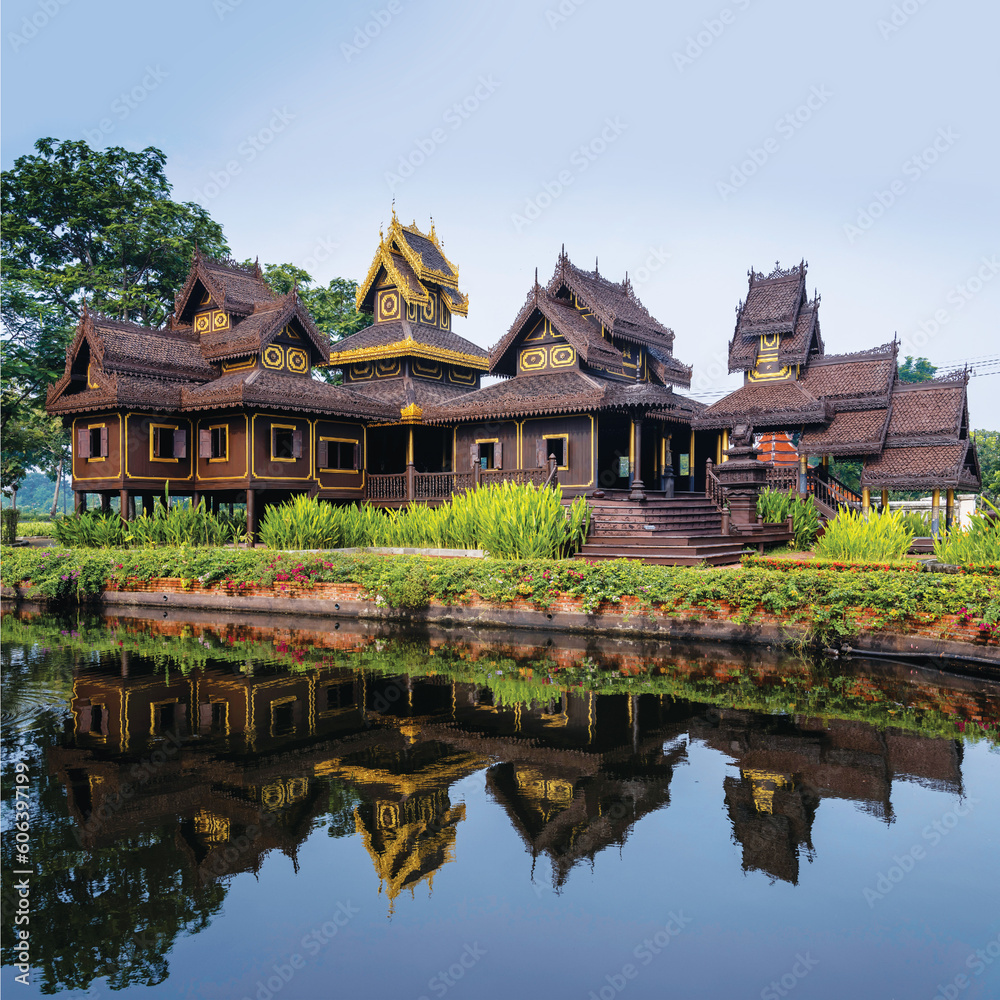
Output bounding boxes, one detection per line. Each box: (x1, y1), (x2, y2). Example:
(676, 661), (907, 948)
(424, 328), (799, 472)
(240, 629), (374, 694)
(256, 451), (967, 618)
(933, 501), (1000, 566)
(256, 483), (591, 559)
(756, 488), (821, 550)
(51, 500), (246, 549)
(814, 506), (914, 563)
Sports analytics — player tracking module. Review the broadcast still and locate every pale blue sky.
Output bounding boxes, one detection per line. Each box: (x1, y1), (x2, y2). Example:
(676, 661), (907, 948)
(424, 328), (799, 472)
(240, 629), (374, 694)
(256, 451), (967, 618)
(3, 0), (998, 424)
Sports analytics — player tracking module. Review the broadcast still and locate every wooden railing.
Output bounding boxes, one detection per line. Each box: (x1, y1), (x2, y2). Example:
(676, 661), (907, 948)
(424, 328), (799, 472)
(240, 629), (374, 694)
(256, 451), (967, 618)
(810, 472), (863, 512)
(365, 473), (407, 501)
(480, 467), (547, 488)
(366, 463), (556, 503)
(765, 466), (799, 493)
(705, 459), (726, 512)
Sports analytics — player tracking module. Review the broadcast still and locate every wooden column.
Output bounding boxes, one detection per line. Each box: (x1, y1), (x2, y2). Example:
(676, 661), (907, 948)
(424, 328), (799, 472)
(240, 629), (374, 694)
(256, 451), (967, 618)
(143, 494), (154, 516)
(880, 489), (889, 512)
(721, 429), (729, 463)
(75, 491), (86, 515)
(119, 490), (131, 522)
(946, 488), (955, 530)
(798, 454), (808, 499)
(688, 429), (696, 491)
(862, 487), (871, 520)
(246, 489), (258, 547)
(101, 493), (111, 514)
(931, 488), (941, 537)
(192, 490), (201, 511)
(629, 419), (645, 501)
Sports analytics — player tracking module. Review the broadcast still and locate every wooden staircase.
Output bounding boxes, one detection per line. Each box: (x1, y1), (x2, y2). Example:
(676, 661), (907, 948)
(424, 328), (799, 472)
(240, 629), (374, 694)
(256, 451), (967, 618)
(574, 495), (747, 566)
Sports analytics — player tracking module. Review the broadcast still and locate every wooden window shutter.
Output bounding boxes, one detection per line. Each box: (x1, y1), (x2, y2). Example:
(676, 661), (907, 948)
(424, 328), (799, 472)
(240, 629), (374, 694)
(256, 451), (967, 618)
(563, 438), (570, 467)
(77, 427), (90, 458)
(100, 426), (109, 457)
(317, 440), (329, 469)
(199, 428), (211, 456)
(199, 703), (213, 727)
(78, 706), (92, 732)
(353, 442), (360, 470)
(494, 442), (502, 470)
(292, 428), (303, 459)
(470, 441), (478, 470)
(536, 438), (546, 469)
(173, 428), (187, 459)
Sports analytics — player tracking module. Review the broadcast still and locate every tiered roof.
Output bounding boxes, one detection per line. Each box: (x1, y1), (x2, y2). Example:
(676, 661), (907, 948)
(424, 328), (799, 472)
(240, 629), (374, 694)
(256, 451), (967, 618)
(727, 261), (823, 373)
(328, 320), (488, 369)
(46, 255), (397, 421)
(489, 250), (690, 386)
(425, 250), (696, 426)
(354, 214), (469, 317)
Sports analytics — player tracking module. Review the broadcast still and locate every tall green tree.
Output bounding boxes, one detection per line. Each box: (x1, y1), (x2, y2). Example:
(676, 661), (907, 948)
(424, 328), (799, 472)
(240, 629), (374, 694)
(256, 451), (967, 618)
(1, 138), (229, 432)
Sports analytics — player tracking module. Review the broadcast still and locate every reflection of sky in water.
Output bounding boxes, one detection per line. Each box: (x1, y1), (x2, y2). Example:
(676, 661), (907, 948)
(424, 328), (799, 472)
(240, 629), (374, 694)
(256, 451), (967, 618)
(2, 613), (998, 1000)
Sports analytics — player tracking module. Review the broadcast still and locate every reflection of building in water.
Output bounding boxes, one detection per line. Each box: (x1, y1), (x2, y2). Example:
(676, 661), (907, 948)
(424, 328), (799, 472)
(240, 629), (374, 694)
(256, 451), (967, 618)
(316, 735), (486, 911)
(693, 709), (964, 884)
(51, 646), (970, 897)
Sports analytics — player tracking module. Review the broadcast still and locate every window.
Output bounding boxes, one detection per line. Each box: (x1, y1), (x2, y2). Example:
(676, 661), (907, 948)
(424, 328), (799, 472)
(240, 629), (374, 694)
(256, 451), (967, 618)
(474, 440), (502, 470)
(151, 424), (186, 462)
(543, 435), (568, 469)
(271, 698), (297, 736)
(199, 702), (228, 734)
(271, 424), (302, 462)
(200, 425), (228, 462)
(318, 438), (358, 471)
(326, 682), (354, 711)
(151, 700), (179, 735)
(77, 423), (108, 461)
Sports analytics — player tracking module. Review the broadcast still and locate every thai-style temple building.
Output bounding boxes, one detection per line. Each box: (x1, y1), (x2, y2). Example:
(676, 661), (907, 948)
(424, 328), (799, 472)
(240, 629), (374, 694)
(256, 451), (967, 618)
(46, 226), (981, 556)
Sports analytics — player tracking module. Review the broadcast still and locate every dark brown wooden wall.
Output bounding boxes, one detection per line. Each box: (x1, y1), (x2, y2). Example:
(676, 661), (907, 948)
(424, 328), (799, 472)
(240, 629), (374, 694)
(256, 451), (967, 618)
(72, 413), (122, 488)
(123, 413), (194, 488)
(193, 414), (249, 485)
(522, 415), (595, 487)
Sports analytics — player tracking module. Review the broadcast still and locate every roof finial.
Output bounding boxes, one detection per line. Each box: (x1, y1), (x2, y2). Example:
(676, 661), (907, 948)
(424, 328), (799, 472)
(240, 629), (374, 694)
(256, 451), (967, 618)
(429, 215), (436, 241)
(595, 256), (599, 275)
(391, 198), (397, 224)
(534, 266), (539, 287)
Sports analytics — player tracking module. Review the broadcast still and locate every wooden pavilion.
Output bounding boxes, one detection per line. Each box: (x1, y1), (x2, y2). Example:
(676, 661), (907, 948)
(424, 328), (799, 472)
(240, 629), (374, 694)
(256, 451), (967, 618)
(46, 232), (981, 555)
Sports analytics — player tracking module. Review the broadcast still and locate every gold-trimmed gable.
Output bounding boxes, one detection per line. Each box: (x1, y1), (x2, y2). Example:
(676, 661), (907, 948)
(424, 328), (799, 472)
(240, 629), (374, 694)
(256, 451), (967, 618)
(355, 213), (469, 317)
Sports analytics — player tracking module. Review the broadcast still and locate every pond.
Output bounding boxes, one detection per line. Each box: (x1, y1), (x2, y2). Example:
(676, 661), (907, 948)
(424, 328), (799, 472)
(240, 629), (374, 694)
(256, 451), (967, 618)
(1, 608), (999, 999)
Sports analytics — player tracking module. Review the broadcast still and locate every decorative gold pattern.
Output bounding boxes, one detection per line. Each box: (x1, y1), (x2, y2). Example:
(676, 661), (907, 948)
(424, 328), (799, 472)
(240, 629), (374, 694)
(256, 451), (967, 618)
(400, 403), (424, 423)
(378, 290), (400, 321)
(421, 293), (436, 324)
(749, 333), (792, 382)
(448, 366), (476, 385)
(520, 348), (546, 371)
(412, 359), (442, 379)
(376, 358), (401, 377)
(550, 345), (576, 367)
(329, 339), (489, 370)
(743, 768), (793, 814)
(286, 348), (309, 374)
(222, 357), (255, 373)
(262, 345), (285, 370)
(350, 362), (374, 380)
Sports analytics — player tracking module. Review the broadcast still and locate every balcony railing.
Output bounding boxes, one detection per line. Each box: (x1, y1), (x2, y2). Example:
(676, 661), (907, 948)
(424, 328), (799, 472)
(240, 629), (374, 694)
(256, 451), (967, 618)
(365, 461), (557, 503)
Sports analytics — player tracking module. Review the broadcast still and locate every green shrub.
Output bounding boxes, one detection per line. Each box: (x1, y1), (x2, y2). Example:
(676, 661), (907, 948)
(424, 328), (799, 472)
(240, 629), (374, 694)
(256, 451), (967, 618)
(257, 483), (591, 560)
(17, 520), (55, 537)
(756, 488), (821, 550)
(897, 510), (932, 536)
(51, 499), (245, 549)
(1, 509), (19, 545)
(815, 506), (915, 563)
(933, 500), (1000, 566)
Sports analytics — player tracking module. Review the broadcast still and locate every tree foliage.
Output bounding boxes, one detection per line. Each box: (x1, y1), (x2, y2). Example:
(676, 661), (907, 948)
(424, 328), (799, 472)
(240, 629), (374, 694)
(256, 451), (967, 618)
(897, 355), (937, 383)
(1, 138), (229, 430)
(972, 429), (999, 503)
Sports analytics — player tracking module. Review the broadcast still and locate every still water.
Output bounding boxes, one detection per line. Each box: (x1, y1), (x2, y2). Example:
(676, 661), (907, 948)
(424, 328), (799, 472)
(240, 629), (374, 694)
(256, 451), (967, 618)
(1, 608), (999, 1000)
